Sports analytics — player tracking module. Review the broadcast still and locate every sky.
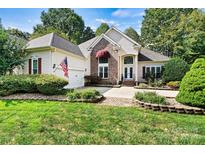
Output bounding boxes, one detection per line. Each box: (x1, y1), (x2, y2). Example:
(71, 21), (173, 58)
(0, 8), (145, 34)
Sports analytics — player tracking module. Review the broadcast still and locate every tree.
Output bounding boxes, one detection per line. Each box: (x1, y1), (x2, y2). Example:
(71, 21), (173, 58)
(162, 57), (190, 82)
(124, 27), (141, 44)
(96, 23), (109, 36)
(31, 25), (69, 40)
(0, 25), (27, 75)
(173, 10), (205, 63)
(176, 58), (205, 107)
(7, 28), (30, 41)
(141, 8), (195, 57)
(33, 8), (85, 44)
(80, 26), (95, 43)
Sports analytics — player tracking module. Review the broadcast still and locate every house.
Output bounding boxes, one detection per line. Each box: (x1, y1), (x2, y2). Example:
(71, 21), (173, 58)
(23, 26), (169, 88)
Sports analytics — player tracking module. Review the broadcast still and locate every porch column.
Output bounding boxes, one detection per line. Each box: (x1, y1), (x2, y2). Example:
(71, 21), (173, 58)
(118, 55), (121, 83)
(135, 54), (138, 83)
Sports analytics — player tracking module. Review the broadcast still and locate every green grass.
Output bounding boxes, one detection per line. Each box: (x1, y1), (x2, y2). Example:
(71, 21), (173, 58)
(0, 100), (205, 144)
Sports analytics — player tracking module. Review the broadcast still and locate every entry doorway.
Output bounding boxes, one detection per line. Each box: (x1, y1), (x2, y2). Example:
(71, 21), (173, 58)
(124, 66), (133, 80)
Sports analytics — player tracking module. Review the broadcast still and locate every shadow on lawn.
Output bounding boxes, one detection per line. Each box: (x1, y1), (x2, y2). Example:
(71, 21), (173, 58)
(3, 99), (36, 107)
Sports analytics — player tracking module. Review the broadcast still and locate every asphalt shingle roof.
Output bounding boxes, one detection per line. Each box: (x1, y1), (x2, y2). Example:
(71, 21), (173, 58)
(139, 48), (170, 61)
(78, 36), (99, 57)
(26, 33), (84, 57)
(26, 30), (169, 62)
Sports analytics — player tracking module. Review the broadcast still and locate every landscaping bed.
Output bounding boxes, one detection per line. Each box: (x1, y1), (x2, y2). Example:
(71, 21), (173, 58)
(0, 89), (104, 103)
(134, 91), (205, 115)
(134, 86), (177, 91)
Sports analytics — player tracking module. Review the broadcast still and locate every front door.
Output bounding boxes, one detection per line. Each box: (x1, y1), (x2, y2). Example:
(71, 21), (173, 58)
(124, 66), (133, 80)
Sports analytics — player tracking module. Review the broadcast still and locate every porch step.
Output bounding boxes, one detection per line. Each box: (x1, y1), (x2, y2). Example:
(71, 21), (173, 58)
(122, 80), (135, 86)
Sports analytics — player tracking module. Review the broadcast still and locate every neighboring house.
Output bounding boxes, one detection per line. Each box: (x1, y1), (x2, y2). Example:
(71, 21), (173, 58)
(23, 26), (169, 88)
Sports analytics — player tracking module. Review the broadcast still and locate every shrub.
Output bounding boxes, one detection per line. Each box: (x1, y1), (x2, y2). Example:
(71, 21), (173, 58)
(0, 74), (68, 96)
(162, 57), (190, 82)
(176, 58), (205, 108)
(0, 75), (38, 96)
(151, 79), (163, 87)
(67, 88), (101, 101)
(35, 74), (68, 95)
(67, 91), (81, 101)
(166, 81), (180, 89)
(138, 83), (149, 88)
(135, 92), (166, 104)
(81, 89), (100, 99)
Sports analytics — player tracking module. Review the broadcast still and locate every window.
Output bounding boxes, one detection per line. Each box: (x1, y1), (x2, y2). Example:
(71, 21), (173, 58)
(32, 59), (38, 74)
(156, 67), (161, 78)
(99, 57), (108, 63)
(143, 66), (162, 79)
(98, 57), (108, 79)
(124, 56), (133, 64)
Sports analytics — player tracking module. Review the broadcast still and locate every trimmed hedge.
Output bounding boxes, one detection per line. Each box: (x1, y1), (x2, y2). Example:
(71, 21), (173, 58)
(135, 92), (166, 105)
(67, 88), (101, 102)
(0, 74), (68, 96)
(176, 58), (205, 108)
(0, 75), (38, 96)
(36, 75), (68, 95)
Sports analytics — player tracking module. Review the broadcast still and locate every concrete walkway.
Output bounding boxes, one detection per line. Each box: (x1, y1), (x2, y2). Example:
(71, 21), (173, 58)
(90, 86), (178, 99)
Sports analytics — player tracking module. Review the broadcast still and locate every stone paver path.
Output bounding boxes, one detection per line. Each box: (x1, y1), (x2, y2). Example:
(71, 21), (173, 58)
(98, 97), (135, 107)
(90, 86), (178, 99)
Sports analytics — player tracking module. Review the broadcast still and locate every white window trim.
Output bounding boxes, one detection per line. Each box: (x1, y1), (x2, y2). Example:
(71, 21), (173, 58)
(144, 66), (162, 78)
(98, 58), (109, 79)
(31, 58), (39, 75)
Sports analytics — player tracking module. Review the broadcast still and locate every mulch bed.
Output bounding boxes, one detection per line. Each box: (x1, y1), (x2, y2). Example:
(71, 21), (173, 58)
(134, 86), (178, 91)
(134, 99), (205, 115)
(0, 93), (103, 103)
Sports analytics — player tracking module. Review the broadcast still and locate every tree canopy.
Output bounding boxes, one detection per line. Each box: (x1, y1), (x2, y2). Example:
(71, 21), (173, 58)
(32, 8), (95, 44)
(7, 28), (30, 41)
(124, 27), (141, 44)
(96, 23), (109, 36)
(0, 22), (27, 75)
(80, 26), (96, 43)
(141, 9), (199, 61)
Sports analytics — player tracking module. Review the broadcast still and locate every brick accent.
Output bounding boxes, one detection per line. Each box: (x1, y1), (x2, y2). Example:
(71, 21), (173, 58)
(90, 38), (118, 85)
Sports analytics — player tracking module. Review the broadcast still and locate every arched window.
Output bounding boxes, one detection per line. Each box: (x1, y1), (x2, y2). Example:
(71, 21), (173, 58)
(124, 56), (133, 64)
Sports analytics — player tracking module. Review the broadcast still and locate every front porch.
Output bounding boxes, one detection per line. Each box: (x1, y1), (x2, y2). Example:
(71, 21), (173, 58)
(118, 54), (138, 86)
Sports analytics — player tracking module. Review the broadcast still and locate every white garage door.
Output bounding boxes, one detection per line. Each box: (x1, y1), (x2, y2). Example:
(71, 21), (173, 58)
(67, 69), (84, 88)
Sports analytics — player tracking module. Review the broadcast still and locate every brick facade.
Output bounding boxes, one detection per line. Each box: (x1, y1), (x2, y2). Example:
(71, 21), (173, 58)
(90, 38), (118, 85)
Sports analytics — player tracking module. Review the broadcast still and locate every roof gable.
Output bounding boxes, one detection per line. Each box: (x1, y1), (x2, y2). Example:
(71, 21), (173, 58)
(26, 33), (84, 58)
(105, 26), (141, 47)
(87, 34), (120, 50)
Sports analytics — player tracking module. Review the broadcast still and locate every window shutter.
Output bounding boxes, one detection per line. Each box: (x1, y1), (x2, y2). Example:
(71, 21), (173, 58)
(161, 66), (165, 74)
(142, 66), (145, 79)
(38, 58), (42, 74)
(29, 59), (32, 74)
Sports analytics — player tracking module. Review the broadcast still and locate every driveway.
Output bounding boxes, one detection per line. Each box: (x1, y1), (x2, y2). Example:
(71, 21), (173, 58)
(89, 86), (179, 99)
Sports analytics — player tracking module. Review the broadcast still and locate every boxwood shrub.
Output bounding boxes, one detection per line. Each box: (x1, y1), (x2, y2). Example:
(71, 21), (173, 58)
(0, 74), (68, 96)
(0, 75), (38, 96)
(176, 58), (205, 108)
(35, 74), (68, 95)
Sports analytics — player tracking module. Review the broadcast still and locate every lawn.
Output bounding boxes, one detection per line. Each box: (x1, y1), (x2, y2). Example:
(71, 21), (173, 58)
(0, 100), (205, 144)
